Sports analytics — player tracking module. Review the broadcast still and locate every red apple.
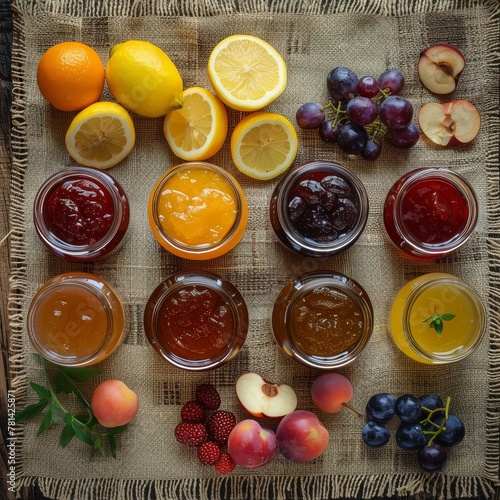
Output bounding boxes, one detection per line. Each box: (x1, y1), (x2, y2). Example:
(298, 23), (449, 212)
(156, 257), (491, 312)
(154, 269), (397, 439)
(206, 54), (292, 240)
(276, 410), (329, 462)
(235, 372), (297, 418)
(418, 44), (466, 94)
(227, 419), (278, 468)
(418, 100), (480, 146)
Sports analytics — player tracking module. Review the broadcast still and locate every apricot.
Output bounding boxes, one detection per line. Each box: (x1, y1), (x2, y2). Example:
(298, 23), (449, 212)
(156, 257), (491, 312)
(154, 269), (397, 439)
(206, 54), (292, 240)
(91, 380), (139, 428)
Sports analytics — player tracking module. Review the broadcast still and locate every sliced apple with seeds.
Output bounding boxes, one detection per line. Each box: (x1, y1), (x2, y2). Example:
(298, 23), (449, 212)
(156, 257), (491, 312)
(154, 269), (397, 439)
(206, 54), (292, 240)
(418, 44), (466, 95)
(418, 100), (480, 146)
(236, 373), (297, 418)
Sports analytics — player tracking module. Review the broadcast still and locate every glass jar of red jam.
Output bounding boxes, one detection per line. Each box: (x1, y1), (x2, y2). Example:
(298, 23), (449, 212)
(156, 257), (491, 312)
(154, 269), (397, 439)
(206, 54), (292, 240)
(144, 270), (249, 371)
(383, 168), (478, 260)
(33, 167), (130, 262)
(27, 272), (125, 367)
(148, 162), (248, 260)
(272, 271), (373, 369)
(270, 161), (369, 257)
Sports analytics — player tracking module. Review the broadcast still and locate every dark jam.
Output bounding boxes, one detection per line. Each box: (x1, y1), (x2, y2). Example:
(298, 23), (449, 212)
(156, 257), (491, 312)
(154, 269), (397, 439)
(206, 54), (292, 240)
(159, 285), (234, 361)
(287, 171), (359, 243)
(44, 178), (114, 245)
(399, 178), (469, 244)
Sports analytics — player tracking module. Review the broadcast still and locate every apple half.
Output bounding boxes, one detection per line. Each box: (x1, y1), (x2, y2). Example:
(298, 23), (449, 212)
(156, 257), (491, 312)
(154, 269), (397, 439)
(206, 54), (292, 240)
(236, 373), (298, 418)
(418, 100), (480, 147)
(418, 44), (466, 95)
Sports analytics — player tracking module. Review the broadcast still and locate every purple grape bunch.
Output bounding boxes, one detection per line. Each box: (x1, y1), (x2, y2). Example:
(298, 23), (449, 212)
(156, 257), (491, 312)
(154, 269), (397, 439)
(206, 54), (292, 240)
(295, 67), (420, 160)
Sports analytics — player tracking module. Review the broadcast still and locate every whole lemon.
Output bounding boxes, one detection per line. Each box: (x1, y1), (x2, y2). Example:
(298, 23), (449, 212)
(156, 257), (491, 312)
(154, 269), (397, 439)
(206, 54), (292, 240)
(106, 40), (184, 118)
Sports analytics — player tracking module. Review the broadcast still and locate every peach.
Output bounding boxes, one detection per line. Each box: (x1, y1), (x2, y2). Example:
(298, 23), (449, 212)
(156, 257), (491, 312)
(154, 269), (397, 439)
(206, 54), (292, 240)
(91, 380), (139, 428)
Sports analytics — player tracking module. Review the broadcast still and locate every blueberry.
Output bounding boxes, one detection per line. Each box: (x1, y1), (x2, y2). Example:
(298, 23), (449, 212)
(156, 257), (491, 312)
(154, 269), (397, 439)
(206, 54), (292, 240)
(366, 393), (396, 422)
(362, 421), (390, 448)
(395, 394), (422, 423)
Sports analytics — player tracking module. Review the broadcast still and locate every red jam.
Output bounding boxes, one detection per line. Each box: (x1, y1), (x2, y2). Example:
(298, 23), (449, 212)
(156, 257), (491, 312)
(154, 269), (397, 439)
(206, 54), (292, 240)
(158, 285), (234, 361)
(44, 178), (114, 245)
(286, 171), (359, 243)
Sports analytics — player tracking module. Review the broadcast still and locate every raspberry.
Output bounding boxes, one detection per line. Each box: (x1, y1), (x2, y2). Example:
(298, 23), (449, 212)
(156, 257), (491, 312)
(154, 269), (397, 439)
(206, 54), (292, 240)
(195, 384), (221, 410)
(215, 452), (236, 474)
(207, 410), (236, 445)
(180, 401), (205, 423)
(197, 441), (221, 465)
(174, 422), (208, 446)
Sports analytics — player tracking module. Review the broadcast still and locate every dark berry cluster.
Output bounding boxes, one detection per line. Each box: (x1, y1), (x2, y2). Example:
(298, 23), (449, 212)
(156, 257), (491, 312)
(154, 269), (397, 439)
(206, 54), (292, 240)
(362, 393), (465, 472)
(296, 67), (419, 160)
(174, 383), (237, 474)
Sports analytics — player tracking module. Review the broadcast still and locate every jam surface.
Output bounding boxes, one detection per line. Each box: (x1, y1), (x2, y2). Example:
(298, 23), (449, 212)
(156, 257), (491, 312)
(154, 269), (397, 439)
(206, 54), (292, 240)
(290, 285), (363, 356)
(159, 285), (234, 360)
(45, 178), (114, 245)
(287, 171), (359, 243)
(400, 178), (469, 245)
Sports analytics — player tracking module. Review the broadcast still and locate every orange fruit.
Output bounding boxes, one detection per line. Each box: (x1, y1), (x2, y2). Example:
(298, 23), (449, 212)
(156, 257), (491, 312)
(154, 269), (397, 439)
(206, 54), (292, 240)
(37, 41), (105, 112)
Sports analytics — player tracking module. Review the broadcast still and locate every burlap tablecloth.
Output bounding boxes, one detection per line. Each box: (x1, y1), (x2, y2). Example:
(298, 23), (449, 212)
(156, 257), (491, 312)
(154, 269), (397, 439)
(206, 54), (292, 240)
(8, 0), (500, 498)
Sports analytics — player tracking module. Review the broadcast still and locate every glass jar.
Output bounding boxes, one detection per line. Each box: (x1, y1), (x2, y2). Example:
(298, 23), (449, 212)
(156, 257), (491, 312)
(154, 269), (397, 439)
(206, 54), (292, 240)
(270, 161), (369, 258)
(389, 273), (486, 364)
(383, 168), (478, 260)
(148, 162), (248, 260)
(33, 167), (130, 262)
(144, 270), (249, 371)
(272, 271), (373, 369)
(27, 272), (125, 367)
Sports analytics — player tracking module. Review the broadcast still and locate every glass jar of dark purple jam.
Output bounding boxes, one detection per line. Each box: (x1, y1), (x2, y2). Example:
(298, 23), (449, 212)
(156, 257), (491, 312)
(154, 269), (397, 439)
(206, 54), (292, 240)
(270, 161), (369, 258)
(33, 167), (129, 261)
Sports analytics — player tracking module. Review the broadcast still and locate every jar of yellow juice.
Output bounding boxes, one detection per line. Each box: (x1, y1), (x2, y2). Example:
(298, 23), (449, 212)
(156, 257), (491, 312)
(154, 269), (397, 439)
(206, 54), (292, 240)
(27, 272), (125, 367)
(148, 162), (248, 260)
(390, 273), (486, 364)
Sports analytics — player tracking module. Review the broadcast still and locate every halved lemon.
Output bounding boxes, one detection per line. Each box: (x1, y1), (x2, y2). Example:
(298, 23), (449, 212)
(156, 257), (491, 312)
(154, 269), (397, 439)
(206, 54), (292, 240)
(208, 34), (287, 112)
(163, 87), (228, 161)
(230, 111), (298, 180)
(65, 101), (135, 169)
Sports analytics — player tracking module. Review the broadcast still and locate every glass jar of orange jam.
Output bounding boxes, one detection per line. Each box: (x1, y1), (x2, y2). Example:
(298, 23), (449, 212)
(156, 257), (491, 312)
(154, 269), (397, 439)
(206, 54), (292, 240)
(148, 162), (248, 260)
(27, 272), (125, 367)
(144, 270), (248, 370)
(272, 271), (373, 369)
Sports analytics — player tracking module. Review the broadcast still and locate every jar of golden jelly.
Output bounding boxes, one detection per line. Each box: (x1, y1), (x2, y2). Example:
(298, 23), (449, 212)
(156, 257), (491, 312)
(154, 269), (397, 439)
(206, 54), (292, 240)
(144, 270), (248, 371)
(272, 271), (373, 369)
(33, 167), (130, 262)
(270, 161), (369, 258)
(27, 272), (125, 367)
(148, 162), (248, 260)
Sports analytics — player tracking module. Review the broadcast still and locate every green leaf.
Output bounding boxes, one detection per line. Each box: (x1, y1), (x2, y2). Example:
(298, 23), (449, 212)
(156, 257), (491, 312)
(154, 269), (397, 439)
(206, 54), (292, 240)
(55, 370), (79, 395)
(29, 382), (51, 400)
(105, 424), (128, 437)
(434, 320), (443, 336)
(37, 405), (57, 436)
(423, 316), (433, 323)
(54, 363), (100, 383)
(441, 313), (456, 321)
(15, 400), (49, 423)
(71, 421), (95, 447)
(107, 433), (117, 458)
(60, 424), (76, 447)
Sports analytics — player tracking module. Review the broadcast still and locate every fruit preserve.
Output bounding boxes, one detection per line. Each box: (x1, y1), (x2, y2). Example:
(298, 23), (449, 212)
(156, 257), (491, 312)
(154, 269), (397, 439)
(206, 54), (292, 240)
(389, 273), (486, 364)
(27, 272), (125, 367)
(270, 161), (369, 257)
(272, 271), (373, 369)
(144, 271), (248, 370)
(33, 167), (129, 261)
(148, 162), (248, 260)
(383, 168), (478, 260)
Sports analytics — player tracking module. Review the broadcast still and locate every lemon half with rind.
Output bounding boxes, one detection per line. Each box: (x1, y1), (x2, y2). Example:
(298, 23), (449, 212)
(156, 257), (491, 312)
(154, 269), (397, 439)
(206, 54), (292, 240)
(208, 35), (287, 112)
(230, 111), (298, 180)
(65, 102), (135, 169)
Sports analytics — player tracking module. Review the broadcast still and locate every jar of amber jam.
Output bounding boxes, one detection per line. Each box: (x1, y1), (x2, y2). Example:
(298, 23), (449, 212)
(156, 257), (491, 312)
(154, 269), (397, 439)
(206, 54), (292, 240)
(270, 161), (369, 258)
(33, 167), (130, 262)
(389, 273), (486, 364)
(383, 168), (478, 260)
(27, 272), (125, 367)
(144, 270), (249, 370)
(148, 162), (248, 260)
(272, 271), (373, 369)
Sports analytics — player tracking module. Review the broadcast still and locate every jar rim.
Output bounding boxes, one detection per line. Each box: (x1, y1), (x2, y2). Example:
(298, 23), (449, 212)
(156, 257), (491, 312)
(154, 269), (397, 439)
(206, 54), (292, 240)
(149, 162), (247, 258)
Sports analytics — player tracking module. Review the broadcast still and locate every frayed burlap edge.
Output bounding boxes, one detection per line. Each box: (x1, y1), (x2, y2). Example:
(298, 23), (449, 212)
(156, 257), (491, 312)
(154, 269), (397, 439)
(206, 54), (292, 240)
(8, 0), (500, 499)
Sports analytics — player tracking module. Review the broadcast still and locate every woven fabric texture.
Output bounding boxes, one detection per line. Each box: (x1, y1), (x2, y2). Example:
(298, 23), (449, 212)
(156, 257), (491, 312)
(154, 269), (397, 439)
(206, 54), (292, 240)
(9, 1), (500, 499)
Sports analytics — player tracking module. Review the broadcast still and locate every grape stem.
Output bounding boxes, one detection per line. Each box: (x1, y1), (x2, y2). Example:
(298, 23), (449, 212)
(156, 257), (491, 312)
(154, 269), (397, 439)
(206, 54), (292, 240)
(420, 396), (451, 445)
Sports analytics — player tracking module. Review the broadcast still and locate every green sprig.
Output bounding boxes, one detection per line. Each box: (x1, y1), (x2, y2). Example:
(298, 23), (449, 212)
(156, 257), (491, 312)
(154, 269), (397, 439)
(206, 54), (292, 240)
(15, 354), (128, 457)
(420, 396), (451, 445)
(423, 308), (456, 336)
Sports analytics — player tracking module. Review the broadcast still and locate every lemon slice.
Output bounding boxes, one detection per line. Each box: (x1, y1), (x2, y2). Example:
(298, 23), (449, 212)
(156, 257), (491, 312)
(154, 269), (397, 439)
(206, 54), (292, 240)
(230, 112), (298, 180)
(208, 35), (287, 112)
(163, 87), (228, 161)
(65, 102), (135, 169)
